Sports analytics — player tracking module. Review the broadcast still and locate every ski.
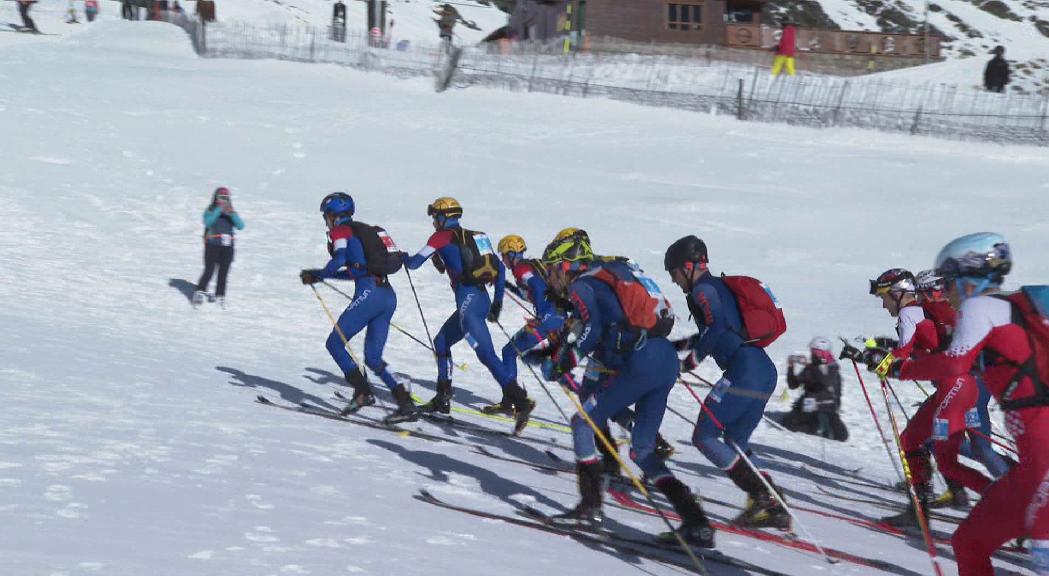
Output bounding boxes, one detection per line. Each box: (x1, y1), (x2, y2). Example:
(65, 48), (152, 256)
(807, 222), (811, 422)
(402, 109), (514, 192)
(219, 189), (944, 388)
(407, 391), (572, 434)
(417, 489), (791, 576)
(255, 395), (457, 444)
(419, 412), (563, 449)
(603, 489), (922, 575)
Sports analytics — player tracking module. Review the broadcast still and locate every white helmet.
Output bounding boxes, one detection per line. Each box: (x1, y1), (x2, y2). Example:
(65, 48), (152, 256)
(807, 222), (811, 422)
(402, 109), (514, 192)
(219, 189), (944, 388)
(809, 336), (832, 352)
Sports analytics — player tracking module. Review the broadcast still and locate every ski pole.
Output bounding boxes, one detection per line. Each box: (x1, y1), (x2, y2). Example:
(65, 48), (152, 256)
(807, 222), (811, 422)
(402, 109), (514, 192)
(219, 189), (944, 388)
(841, 340), (905, 485)
(679, 380), (838, 565)
(506, 289), (534, 317)
(559, 373), (710, 576)
(883, 378), (913, 421)
(404, 267), (438, 363)
(684, 370), (789, 433)
(965, 425), (1018, 455)
(310, 284), (368, 380)
(879, 377), (946, 576)
(320, 280), (468, 370)
(494, 320), (571, 424)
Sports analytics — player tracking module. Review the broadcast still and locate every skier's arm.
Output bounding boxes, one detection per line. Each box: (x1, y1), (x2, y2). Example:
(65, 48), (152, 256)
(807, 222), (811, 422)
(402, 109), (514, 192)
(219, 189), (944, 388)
(230, 212), (245, 230)
(203, 206), (222, 227)
(405, 230), (452, 270)
(493, 258), (506, 305)
(786, 365), (802, 389)
(567, 282), (604, 357)
(689, 283), (725, 364)
(899, 301), (991, 381)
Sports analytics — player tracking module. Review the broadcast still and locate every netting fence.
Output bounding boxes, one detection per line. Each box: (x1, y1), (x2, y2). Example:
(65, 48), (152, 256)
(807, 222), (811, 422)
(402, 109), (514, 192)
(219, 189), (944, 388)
(172, 19), (1049, 146)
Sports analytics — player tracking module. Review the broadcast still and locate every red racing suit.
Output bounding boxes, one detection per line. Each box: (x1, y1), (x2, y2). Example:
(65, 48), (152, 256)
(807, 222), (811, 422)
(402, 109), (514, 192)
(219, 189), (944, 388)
(900, 295), (1049, 576)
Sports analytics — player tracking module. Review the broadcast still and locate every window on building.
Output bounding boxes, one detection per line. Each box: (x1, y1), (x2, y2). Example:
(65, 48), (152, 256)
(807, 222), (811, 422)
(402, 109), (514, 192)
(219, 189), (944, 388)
(667, 3), (702, 31)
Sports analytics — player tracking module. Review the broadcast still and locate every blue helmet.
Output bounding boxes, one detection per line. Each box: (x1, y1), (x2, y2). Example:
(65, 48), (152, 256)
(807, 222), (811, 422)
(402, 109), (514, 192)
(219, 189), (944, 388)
(320, 192), (354, 217)
(934, 232), (1011, 287)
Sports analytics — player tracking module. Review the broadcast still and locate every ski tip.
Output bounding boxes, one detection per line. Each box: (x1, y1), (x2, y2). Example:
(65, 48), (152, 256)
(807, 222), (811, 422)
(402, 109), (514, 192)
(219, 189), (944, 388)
(256, 395), (270, 404)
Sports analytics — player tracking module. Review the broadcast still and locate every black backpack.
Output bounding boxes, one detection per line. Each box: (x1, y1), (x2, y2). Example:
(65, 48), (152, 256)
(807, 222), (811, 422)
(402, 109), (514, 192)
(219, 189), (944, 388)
(349, 221), (403, 277)
(453, 228), (499, 286)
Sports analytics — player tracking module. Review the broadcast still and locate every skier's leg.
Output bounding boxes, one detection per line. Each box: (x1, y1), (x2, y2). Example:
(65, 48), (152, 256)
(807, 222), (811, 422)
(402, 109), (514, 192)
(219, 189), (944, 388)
(953, 465), (1031, 576)
(363, 286), (400, 392)
(325, 293), (373, 379)
(432, 311), (463, 384)
(196, 243), (218, 293)
(215, 246), (233, 298)
(931, 375), (991, 493)
(459, 289), (514, 389)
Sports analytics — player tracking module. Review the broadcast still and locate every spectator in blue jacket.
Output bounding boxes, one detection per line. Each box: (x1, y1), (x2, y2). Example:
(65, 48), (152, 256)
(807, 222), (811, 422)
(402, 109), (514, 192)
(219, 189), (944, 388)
(194, 187), (244, 307)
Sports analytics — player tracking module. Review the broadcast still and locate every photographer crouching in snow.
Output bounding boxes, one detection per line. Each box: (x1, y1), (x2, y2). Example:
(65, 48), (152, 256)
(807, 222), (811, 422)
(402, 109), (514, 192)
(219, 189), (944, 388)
(782, 337), (848, 441)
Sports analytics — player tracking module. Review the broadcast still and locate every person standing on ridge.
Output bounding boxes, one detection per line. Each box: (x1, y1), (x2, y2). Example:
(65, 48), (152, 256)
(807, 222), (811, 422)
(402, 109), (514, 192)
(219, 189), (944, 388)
(771, 18), (797, 77)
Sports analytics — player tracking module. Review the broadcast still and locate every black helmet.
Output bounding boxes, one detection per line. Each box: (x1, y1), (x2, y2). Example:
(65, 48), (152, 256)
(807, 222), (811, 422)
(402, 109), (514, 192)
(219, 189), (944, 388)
(664, 235), (708, 271)
(869, 268), (915, 296)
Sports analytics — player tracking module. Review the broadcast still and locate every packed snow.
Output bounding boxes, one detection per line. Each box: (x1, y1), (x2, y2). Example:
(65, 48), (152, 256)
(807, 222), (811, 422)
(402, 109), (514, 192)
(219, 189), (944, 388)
(1, 21), (1047, 576)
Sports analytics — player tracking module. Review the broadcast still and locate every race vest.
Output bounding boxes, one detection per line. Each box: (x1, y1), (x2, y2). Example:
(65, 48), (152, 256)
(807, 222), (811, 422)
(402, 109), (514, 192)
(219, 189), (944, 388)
(454, 228), (499, 286)
(585, 261), (675, 339)
(348, 221), (403, 277)
(995, 286), (1049, 411)
(721, 274), (787, 348)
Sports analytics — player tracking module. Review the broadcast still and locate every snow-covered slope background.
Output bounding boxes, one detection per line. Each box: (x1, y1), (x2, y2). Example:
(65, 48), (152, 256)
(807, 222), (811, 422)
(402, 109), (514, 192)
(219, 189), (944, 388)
(2, 19), (1048, 576)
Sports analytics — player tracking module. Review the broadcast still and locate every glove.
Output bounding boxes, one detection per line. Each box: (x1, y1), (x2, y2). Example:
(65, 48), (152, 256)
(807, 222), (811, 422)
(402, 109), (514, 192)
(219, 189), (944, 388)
(680, 350), (699, 374)
(300, 269), (321, 285)
(839, 344), (863, 362)
(487, 300), (502, 323)
(543, 346), (577, 381)
(868, 350), (900, 378)
(867, 336), (899, 350)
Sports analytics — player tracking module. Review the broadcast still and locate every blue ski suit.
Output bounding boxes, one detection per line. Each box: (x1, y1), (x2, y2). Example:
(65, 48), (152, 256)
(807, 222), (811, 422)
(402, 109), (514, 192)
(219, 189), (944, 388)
(405, 221), (512, 389)
(501, 259), (565, 381)
(317, 221), (401, 391)
(560, 268), (678, 483)
(686, 272), (777, 470)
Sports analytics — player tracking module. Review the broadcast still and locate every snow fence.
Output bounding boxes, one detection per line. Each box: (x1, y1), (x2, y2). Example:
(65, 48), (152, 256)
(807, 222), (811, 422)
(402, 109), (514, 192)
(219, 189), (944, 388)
(188, 20), (1049, 146)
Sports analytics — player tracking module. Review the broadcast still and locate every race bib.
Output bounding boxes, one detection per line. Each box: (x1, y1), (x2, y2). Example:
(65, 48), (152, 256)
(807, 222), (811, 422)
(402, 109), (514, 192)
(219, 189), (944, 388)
(965, 408), (982, 429)
(377, 230), (399, 253)
(474, 233), (496, 256)
(802, 397), (818, 413)
(708, 377), (732, 404)
(220, 234), (233, 247)
(932, 418), (949, 441)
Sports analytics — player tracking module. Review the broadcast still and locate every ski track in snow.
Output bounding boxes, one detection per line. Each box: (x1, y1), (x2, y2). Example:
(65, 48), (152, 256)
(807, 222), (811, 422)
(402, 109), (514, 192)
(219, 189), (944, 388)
(0, 20), (1043, 576)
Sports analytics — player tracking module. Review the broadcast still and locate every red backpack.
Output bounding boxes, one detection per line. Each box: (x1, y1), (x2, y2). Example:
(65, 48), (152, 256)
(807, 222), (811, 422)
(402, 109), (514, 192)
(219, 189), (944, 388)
(997, 286), (1049, 410)
(721, 274), (787, 348)
(585, 261), (675, 339)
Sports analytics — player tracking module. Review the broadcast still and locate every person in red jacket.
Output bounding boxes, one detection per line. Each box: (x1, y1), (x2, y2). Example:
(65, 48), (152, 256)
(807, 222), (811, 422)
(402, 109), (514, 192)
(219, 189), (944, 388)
(846, 268), (990, 528)
(772, 19), (797, 77)
(870, 233), (1049, 576)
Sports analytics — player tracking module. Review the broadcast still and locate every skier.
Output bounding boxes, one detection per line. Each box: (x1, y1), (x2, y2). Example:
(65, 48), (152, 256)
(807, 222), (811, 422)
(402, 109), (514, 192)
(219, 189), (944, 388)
(664, 235), (789, 529)
(436, 3), (458, 47)
(299, 192), (418, 423)
(403, 197), (535, 434)
(984, 46), (1011, 93)
(194, 187), (244, 308)
(85, 0), (99, 21)
(915, 269), (1010, 509)
(849, 268), (992, 528)
(17, 0), (38, 32)
(783, 337), (848, 441)
(868, 233), (1049, 576)
(771, 18), (797, 77)
(484, 234), (564, 415)
(331, 0), (347, 42)
(539, 232), (715, 546)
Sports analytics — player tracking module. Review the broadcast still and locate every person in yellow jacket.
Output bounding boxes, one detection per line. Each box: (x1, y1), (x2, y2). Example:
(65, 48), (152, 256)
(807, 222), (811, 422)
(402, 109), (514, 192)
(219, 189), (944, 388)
(771, 20), (798, 77)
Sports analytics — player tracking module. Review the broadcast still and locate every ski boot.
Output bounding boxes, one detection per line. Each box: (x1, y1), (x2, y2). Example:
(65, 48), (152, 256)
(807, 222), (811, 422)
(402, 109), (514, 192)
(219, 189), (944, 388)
(931, 480), (970, 510)
(500, 381), (534, 436)
(880, 483), (930, 531)
(339, 369), (376, 416)
(654, 433), (675, 461)
(728, 461), (791, 530)
(216, 296), (227, 309)
(479, 392), (514, 416)
(654, 477), (715, 548)
(419, 379), (452, 416)
(384, 384), (420, 424)
(550, 461), (604, 530)
(192, 290), (207, 307)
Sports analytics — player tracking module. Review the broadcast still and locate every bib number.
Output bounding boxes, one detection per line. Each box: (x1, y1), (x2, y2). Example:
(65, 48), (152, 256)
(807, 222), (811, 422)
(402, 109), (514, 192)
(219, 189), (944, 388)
(709, 377), (732, 404)
(802, 397), (817, 413)
(932, 418), (949, 441)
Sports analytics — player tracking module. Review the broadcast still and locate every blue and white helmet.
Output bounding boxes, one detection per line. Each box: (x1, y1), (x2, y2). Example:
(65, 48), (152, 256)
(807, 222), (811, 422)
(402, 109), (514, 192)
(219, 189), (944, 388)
(934, 232), (1011, 286)
(915, 269), (945, 293)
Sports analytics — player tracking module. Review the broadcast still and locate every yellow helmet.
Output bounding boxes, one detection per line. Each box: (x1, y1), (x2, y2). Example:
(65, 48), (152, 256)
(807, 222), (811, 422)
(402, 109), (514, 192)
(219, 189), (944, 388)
(498, 234), (527, 256)
(554, 227), (589, 243)
(427, 197), (463, 219)
(542, 233), (594, 265)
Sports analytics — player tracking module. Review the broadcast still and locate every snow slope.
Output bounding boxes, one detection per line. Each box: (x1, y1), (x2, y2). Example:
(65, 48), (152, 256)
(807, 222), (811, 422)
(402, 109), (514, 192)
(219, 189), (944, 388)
(2, 22), (1048, 576)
